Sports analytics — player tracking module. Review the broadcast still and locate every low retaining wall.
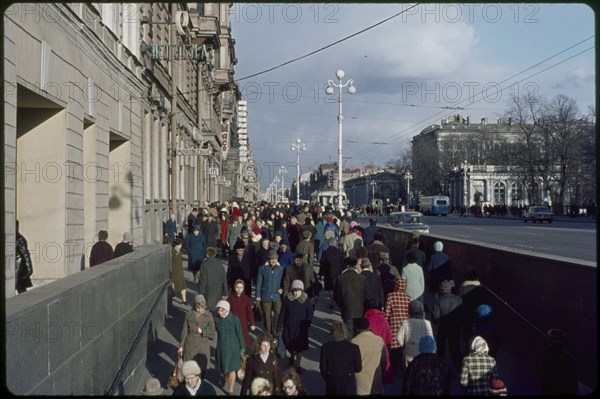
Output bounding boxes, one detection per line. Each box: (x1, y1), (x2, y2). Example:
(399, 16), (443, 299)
(383, 227), (597, 392)
(5, 245), (170, 395)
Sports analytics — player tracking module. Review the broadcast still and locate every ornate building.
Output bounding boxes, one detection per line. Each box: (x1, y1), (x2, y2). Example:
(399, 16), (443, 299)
(3, 3), (253, 295)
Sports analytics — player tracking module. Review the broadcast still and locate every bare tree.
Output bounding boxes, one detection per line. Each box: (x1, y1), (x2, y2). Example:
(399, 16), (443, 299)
(504, 92), (548, 204)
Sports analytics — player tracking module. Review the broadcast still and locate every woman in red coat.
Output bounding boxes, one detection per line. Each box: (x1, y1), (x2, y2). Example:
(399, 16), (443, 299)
(226, 279), (256, 350)
(364, 307), (394, 383)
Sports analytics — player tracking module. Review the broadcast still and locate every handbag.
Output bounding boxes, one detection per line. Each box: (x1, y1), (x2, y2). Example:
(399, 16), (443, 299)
(253, 303), (263, 322)
(168, 352), (183, 389)
(237, 354), (248, 380)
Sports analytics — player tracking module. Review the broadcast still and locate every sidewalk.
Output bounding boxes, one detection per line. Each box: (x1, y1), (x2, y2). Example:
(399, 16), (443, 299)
(141, 257), (541, 396)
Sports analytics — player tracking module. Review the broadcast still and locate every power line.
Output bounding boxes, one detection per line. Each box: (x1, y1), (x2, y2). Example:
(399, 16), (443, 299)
(236, 4), (421, 81)
(348, 38), (595, 159)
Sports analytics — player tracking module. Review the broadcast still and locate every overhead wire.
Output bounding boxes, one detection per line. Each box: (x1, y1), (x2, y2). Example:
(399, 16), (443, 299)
(236, 4), (421, 81)
(348, 38), (595, 159)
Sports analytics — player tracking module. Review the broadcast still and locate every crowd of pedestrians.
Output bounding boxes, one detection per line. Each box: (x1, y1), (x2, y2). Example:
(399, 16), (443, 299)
(146, 199), (579, 396)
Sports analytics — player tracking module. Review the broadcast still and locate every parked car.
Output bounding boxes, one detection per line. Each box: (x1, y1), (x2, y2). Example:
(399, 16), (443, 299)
(523, 206), (554, 223)
(386, 211), (430, 234)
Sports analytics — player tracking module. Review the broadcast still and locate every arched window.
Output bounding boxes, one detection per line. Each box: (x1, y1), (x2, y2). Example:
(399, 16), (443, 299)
(510, 182), (523, 204)
(494, 182), (506, 204)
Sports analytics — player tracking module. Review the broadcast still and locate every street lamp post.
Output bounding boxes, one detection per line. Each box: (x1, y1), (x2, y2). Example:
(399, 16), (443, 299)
(290, 139), (306, 203)
(279, 165), (286, 203)
(370, 179), (377, 204)
(325, 69), (356, 208)
(405, 171), (412, 208)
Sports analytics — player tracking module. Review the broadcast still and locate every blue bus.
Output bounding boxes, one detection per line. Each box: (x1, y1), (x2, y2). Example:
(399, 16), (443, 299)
(419, 195), (450, 216)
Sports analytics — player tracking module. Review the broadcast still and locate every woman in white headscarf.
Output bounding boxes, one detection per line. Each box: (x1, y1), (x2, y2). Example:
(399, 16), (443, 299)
(460, 336), (499, 395)
(214, 300), (245, 395)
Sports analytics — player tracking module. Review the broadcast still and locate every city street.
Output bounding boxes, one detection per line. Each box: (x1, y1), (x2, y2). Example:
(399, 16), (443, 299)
(364, 214), (596, 263)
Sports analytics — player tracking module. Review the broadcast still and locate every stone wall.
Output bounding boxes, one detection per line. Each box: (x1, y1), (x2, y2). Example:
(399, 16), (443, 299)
(383, 227), (597, 391)
(5, 245), (170, 395)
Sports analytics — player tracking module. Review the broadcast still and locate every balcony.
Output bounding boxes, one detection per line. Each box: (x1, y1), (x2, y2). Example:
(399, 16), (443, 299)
(190, 16), (221, 48)
(211, 69), (231, 90)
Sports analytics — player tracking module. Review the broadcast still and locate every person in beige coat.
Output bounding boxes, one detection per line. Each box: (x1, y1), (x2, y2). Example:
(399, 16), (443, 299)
(351, 317), (386, 395)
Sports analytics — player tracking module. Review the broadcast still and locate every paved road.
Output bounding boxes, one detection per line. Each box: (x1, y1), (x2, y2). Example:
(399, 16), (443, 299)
(366, 213), (596, 263)
(139, 256), (547, 396)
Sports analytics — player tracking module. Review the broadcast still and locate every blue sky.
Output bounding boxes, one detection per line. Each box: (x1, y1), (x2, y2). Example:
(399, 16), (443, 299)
(230, 3), (595, 190)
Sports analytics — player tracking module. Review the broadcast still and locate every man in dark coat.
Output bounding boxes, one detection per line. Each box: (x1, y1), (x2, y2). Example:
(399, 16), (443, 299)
(401, 234), (426, 268)
(425, 241), (452, 294)
(201, 213), (219, 248)
(90, 230), (114, 267)
(286, 215), (303, 253)
(15, 220), (33, 294)
(319, 237), (344, 309)
(227, 240), (253, 296)
(163, 212), (178, 243)
(183, 225), (207, 283)
(366, 231), (390, 269)
(187, 208), (200, 236)
(362, 218), (379, 246)
(320, 321), (362, 395)
(114, 232), (134, 258)
(359, 258), (385, 311)
(334, 257), (368, 339)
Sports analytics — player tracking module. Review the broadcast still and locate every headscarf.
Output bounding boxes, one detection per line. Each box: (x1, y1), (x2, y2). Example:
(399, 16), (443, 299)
(470, 336), (489, 354)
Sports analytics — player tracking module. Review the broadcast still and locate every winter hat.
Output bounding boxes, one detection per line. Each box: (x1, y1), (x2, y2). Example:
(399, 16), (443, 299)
(379, 252), (390, 260)
(489, 379), (508, 396)
(409, 300), (424, 316)
(476, 304), (492, 318)
(123, 232), (131, 241)
(302, 230), (311, 238)
(355, 317), (370, 331)
(193, 225), (201, 231)
(294, 252), (304, 259)
(274, 231), (283, 238)
(328, 237), (337, 246)
(195, 295), (206, 305)
(234, 241), (245, 250)
(434, 241), (443, 251)
(98, 230), (108, 240)
(216, 300), (230, 312)
(291, 280), (304, 291)
(418, 335), (437, 354)
(268, 249), (278, 259)
(252, 226), (261, 235)
(470, 336), (489, 353)
(181, 360), (201, 377)
(142, 378), (163, 396)
(360, 258), (371, 269)
(326, 216), (333, 223)
(279, 239), (289, 246)
(439, 280), (452, 293)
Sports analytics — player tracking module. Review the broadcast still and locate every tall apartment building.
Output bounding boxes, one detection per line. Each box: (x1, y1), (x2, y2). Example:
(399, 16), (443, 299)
(3, 3), (254, 296)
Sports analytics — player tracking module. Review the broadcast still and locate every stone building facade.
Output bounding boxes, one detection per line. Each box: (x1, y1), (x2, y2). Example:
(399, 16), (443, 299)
(3, 3), (255, 296)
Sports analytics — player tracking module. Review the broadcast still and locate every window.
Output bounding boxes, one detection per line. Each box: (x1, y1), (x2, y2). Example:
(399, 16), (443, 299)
(494, 182), (506, 204)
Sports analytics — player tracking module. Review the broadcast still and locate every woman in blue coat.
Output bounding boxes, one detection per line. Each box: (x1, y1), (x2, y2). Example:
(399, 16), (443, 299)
(277, 280), (314, 373)
(183, 225), (206, 283)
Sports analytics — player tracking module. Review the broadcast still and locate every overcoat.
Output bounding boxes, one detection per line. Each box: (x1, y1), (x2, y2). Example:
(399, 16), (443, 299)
(319, 245), (344, 291)
(226, 292), (255, 348)
(214, 312), (245, 374)
(240, 351), (280, 395)
(179, 309), (215, 372)
(197, 257), (228, 311)
(277, 292), (314, 353)
(319, 339), (362, 395)
(171, 247), (186, 292)
(183, 233), (206, 273)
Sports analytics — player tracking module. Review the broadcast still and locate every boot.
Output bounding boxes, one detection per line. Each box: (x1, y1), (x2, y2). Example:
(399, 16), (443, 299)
(295, 352), (303, 374)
